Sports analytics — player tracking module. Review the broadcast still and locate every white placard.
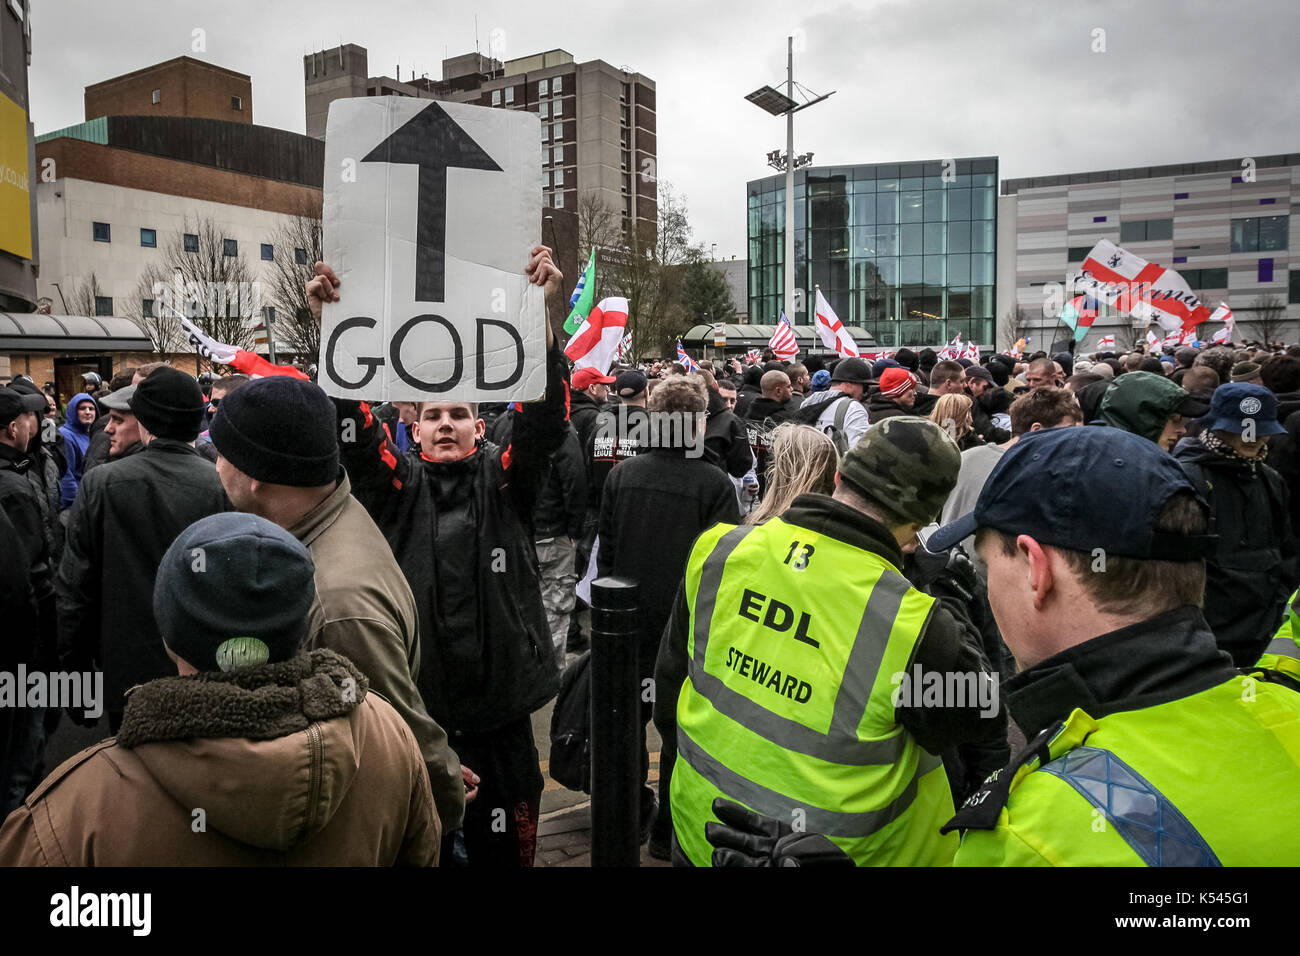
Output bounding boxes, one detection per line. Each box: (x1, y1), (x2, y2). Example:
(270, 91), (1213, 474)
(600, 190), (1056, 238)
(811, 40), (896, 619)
(319, 97), (544, 402)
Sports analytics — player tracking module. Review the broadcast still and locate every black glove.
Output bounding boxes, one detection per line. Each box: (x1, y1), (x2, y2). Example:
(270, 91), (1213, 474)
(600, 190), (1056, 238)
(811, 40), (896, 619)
(705, 798), (854, 867)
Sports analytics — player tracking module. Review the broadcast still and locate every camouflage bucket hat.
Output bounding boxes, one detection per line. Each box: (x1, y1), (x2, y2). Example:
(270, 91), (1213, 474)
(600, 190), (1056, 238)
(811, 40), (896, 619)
(838, 416), (962, 527)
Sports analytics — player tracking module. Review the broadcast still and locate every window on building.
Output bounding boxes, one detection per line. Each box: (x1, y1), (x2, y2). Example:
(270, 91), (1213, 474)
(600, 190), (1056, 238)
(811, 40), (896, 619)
(92, 221), (110, 243)
(232, 95), (242, 111)
(555, 193), (564, 209)
(295, 247), (308, 265)
(539, 79), (549, 97)
(94, 296), (113, 316)
(261, 243), (274, 261)
(1182, 268), (1228, 290)
(554, 169), (564, 187)
(184, 233), (199, 253)
(223, 238), (238, 257)
(553, 76), (562, 94)
(151, 89), (161, 105)
(1231, 216), (1289, 253)
(553, 99), (562, 118)
(1067, 245), (1093, 262)
(504, 86), (515, 105)
(140, 228), (157, 248)
(1119, 218), (1172, 243)
(540, 102), (549, 120)
(552, 122), (562, 141)
(1291, 270), (1300, 305)
(142, 299), (155, 318)
(492, 89), (501, 106)
(552, 146), (563, 165)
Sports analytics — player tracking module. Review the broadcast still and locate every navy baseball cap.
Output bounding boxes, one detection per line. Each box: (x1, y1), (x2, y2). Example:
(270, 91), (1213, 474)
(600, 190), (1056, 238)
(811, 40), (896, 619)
(1204, 382), (1285, 437)
(927, 426), (1216, 561)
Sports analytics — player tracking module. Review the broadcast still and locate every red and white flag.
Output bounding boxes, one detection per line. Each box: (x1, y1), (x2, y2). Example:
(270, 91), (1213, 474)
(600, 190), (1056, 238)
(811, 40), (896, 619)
(180, 316), (308, 380)
(813, 289), (859, 357)
(1097, 334), (1115, 349)
(769, 311), (799, 360)
(962, 340), (981, 361)
(1146, 329), (1160, 349)
(1076, 239), (1212, 333)
(565, 296), (629, 374)
(1211, 326), (1232, 344)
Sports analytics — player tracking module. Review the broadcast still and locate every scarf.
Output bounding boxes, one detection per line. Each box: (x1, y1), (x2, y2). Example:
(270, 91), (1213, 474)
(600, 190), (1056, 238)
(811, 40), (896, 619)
(1199, 430), (1269, 471)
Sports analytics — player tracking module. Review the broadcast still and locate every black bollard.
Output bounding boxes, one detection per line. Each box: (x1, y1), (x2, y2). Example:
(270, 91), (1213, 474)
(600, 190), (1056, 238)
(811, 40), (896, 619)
(589, 576), (640, 867)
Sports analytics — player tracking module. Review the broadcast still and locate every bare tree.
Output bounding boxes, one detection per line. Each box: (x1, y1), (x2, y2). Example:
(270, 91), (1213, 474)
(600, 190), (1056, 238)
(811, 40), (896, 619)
(130, 217), (259, 355)
(65, 273), (105, 318)
(1242, 293), (1287, 346)
(262, 206), (323, 359)
(576, 191), (622, 270)
(998, 304), (1032, 351)
(604, 182), (693, 359)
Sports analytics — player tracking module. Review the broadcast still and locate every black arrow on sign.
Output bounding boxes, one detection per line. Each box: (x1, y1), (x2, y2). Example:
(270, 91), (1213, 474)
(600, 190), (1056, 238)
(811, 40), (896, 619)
(362, 102), (502, 303)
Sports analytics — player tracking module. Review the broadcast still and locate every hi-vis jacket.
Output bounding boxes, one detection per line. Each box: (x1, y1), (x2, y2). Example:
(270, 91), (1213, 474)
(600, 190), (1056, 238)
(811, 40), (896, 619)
(1258, 590), (1300, 682)
(948, 607), (1300, 866)
(658, 493), (998, 867)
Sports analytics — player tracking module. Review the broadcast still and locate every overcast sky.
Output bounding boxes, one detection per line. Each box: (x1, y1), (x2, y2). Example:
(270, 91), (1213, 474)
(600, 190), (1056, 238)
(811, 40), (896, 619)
(28, 0), (1300, 258)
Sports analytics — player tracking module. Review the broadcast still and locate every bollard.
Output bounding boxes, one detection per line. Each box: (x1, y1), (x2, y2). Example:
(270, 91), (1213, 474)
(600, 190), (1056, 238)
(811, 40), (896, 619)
(589, 576), (640, 867)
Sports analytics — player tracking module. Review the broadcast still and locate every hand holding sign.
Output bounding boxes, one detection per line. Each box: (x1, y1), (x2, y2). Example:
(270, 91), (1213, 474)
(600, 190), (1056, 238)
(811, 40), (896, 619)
(318, 97), (546, 402)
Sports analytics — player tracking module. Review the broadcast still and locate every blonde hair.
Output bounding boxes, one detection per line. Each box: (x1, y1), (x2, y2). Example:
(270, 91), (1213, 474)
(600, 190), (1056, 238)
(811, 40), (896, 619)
(746, 423), (839, 526)
(929, 393), (973, 442)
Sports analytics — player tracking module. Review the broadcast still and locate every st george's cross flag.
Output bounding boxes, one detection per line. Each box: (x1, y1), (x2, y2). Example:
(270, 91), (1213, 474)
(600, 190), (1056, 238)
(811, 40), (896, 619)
(1146, 329), (1160, 349)
(1097, 334), (1115, 349)
(180, 316), (309, 380)
(1076, 239), (1212, 333)
(564, 296), (629, 373)
(813, 288), (860, 357)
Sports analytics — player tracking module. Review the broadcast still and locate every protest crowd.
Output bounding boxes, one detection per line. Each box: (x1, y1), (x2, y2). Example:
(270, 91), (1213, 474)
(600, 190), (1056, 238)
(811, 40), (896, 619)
(0, 245), (1298, 868)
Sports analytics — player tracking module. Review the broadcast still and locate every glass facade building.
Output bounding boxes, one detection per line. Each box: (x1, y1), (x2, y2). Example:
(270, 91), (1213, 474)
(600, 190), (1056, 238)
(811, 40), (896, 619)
(747, 157), (998, 347)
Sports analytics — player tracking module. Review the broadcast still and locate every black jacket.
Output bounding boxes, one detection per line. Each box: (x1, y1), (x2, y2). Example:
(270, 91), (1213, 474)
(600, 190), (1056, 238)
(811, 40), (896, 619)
(585, 403), (649, 511)
(654, 494), (1001, 780)
(971, 388), (1013, 444)
(56, 439), (230, 716)
(569, 391), (604, 455)
(493, 412), (587, 540)
(1268, 406), (1300, 536)
(599, 447), (739, 664)
(703, 387), (753, 479)
(866, 391), (917, 422)
(337, 345), (568, 734)
(0, 442), (55, 668)
(81, 415), (112, 474)
(1173, 436), (1299, 666)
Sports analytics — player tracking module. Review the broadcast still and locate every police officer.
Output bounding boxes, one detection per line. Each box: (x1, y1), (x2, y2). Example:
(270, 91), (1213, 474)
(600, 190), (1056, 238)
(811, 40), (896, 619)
(930, 426), (1300, 865)
(655, 416), (1000, 866)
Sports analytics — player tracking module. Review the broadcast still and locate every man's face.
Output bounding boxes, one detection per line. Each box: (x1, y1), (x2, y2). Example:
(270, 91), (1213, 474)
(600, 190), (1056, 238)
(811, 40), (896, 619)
(1025, 367), (1055, 390)
(76, 400), (97, 425)
(1221, 430), (1269, 459)
(840, 382), (865, 401)
(771, 381), (793, 403)
(966, 377), (991, 399)
(794, 372), (811, 392)
(718, 386), (738, 411)
(3, 411), (37, 449)
(413, 403), (484, 461)
(896, 389), (915, 408)
(939, 374), (966, 395)
(215, 454), (258, 513)
(105, 409), (142, 455)
(586, 382), (610, 404)
(1157, 414), (1186, 451)
(207, 385), (228, 415)
(976, 532), (1036, 669)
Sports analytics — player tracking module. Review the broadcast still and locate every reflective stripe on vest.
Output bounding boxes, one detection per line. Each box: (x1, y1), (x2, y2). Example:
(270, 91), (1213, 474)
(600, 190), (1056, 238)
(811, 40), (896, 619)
(1040, 746), (1222, 867)
(1264, 634), (1298, 659)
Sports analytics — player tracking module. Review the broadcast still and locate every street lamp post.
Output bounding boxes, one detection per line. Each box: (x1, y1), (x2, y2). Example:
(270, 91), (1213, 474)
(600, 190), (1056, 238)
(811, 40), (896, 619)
(746, 38), (834, 324)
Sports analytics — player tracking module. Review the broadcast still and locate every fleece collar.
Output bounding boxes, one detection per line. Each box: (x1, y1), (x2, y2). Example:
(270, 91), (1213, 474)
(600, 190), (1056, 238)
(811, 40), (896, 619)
(117, 649), (367, 748)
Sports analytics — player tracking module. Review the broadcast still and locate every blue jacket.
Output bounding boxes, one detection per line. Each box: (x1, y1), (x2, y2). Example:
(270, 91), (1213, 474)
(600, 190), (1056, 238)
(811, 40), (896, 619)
(57, 392), (96, 509)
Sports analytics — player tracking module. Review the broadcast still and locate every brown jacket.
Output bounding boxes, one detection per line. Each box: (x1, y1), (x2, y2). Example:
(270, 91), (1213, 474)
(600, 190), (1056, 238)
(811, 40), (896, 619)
(0, 650), (439, 866)
(290, 472), (465, 831)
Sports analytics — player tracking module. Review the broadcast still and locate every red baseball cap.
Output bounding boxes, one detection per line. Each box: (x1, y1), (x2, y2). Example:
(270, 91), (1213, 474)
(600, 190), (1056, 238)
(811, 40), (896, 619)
(572, 368), (616, 390)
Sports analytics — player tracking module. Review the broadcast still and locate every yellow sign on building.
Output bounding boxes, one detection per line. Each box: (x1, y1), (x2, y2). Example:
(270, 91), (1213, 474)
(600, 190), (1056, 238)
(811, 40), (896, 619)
(0, 91), (33, 261)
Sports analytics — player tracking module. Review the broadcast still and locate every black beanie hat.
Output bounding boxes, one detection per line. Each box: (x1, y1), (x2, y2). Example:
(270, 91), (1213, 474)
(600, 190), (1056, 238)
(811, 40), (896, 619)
(895, 348), (919, 372)
(209, 377), (339, 487)
(130, 367), (205, 441)
(154, 512), (316, 672)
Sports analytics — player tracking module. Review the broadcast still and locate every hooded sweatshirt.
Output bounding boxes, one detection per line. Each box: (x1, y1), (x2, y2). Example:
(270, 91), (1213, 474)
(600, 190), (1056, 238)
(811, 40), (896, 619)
(57, 391), (96, 508)
(1098, 371), (1187, 444)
